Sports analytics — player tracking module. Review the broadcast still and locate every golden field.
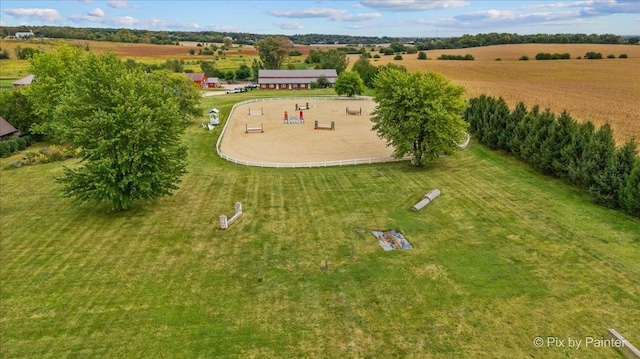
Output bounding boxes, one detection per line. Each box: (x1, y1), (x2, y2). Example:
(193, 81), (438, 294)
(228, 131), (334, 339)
(357, 44), (640, 143)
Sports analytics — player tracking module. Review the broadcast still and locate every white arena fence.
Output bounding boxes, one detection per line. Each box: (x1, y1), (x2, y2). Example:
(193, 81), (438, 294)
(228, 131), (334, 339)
(215, 96), (412, 168)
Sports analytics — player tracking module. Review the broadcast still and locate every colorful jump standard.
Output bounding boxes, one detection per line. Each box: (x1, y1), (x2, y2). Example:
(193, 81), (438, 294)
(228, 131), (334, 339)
(284, 111), (304, 124)
(314, 120), (335, 130)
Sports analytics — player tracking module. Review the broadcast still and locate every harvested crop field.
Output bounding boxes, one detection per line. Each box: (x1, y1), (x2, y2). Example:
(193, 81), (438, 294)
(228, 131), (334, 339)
(218, 98), (394, 164)
(357, 44), (640, 143)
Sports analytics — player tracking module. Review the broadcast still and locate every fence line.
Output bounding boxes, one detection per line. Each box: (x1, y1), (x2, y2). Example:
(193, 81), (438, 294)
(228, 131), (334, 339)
(215, 96), (410, 168)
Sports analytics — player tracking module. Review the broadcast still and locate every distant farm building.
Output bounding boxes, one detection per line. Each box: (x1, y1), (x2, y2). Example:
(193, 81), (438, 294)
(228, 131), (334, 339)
(258, 69), (338, 89)
(13, 74), (35, 88)
(0, 117), (20, 140)
(182, 72), (207, 89)
(205, 77), (220, 88)
(15, 31), (34, 39)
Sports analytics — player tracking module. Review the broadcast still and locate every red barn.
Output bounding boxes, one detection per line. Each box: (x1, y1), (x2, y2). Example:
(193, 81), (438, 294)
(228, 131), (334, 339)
(182, 72), (208, 89)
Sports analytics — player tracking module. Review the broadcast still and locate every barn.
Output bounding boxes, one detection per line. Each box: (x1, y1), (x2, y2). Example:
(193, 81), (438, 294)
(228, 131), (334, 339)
(258, 69), (338, 90)
(182, 72), (208, 89)
(205, 77), (220, 88)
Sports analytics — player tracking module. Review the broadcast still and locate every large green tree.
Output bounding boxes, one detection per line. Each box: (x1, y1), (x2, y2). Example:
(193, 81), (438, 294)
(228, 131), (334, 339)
(28, 47), (199, 210)
(334, 71), (365, 97)
(371, 69), (468, 166)
(351, 53), (378, 88)
(255, 36), (292, 70)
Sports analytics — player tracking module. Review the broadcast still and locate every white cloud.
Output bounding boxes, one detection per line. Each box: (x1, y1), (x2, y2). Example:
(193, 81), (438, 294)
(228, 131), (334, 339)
(269, 8), (346, 18)
(334, 12), (382, 21)
(148, 19), (200, 30)
(4, 8), (62, 22)
(422, 0), (639, 31)
(275, 21), (305, 30)
(88, 8), (105, 17)
(112, 16), (138, 25)
(108, 0), (133, 9)
(269, 7), (380, 22)
(359, 0), (469, 12)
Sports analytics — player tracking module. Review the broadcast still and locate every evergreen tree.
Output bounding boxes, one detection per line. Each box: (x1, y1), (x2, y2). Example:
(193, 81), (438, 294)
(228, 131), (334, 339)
(566, 121), (595, 186)
(620, 159), (640, 216)
(580, 123), (616, 189)
(506, 102), (528, 156)
(590, 138), (638, 208)
(551, 111), (579, 179)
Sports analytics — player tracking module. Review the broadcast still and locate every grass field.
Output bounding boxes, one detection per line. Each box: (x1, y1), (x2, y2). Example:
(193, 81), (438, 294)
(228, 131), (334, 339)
(1, 90), (639, 358)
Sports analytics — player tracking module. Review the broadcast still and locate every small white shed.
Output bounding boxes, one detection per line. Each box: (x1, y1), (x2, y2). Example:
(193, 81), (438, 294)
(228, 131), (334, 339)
(209, 108), (220, 125)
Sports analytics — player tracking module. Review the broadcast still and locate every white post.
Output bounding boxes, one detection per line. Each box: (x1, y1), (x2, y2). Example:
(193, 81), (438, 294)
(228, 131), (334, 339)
(235, 202), (242, 215)
(220, 215), (228, 229)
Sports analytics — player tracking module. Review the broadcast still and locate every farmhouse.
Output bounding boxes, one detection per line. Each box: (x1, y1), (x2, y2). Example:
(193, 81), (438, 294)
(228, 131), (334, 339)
(0, 117), (20, 140)
(13, 74), (35, 88)
(258, 69), (338, 89)
(182, 72), (207, 89)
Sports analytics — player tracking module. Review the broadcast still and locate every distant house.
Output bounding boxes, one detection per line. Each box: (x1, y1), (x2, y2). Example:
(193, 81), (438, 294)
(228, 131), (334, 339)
(182, 72), (208, 89)
(13, 74), (35, 88)
(258, 69), (338, 90)
(0, 117), (20, 140)
(15, 31), (34, 39)
(205, 77), (220, 88)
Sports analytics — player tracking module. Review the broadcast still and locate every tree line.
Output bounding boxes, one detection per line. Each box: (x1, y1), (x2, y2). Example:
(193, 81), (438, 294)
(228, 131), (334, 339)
(465, 95), (640, 217)
(3, 26), (636, 48)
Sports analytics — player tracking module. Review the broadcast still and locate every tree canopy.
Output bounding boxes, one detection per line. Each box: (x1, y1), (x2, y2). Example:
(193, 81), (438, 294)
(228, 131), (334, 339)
(255, 36), (292, 70)
(351, 53), (378, 88)
(371, 69), (468, 166)
(27, 46), (200, 210)
(334, 71), (365, 97)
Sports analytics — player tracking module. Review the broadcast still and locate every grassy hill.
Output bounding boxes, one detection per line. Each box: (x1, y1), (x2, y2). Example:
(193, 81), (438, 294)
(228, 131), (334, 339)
(1, 90), (638, 358)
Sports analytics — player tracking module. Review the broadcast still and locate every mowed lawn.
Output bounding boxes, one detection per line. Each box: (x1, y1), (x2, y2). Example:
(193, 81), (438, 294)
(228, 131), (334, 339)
(1, 91), (639, 358)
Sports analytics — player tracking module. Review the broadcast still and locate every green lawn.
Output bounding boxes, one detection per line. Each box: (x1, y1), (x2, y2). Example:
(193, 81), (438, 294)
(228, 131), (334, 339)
(1, 90), (639, 358)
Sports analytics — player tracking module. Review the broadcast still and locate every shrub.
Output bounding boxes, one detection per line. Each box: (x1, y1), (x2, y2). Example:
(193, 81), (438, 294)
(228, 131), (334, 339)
(519, 55), (529, 61)
(536, 52), (570, 60)
(417, 51), (427, 60)
(0, 142), (11, 157)
(383, 48), (395, 56)
(6, 138), (19, 153)
(495, 58), (501, 61)
(373, 54), (380, 59)
(437, 54), (474, 60)
(16, 137), (26, 151)
(619, 54), (628, 58)
(394, 55), (403, 60)
(585, 52), (603, 59)
(607, 54), (615, 59)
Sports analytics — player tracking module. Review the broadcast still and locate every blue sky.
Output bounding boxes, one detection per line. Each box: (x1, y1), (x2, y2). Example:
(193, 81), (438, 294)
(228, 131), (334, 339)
(1, 1), (639, 37)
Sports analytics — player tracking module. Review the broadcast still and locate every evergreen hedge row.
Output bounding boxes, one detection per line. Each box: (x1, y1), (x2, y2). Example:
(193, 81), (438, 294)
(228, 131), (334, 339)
(465, 95), (640, 217)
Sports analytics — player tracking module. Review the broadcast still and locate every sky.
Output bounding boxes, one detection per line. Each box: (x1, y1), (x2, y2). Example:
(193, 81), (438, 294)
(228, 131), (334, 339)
(1, 0), (639, 38)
